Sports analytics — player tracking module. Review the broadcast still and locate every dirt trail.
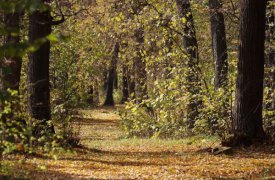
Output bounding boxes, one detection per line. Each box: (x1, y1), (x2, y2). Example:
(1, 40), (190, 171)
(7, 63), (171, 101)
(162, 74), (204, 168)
(2, 106), (275, 179)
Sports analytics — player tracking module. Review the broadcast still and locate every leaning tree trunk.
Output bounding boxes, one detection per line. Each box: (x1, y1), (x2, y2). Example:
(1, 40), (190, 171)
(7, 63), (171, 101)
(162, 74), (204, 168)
(233, 0), (267, 145)
(176, 0), (203, 128)
(104, 42), (119, 106)
(28, 3), (52, 126)
(209, 0), (228, 90)
(134, 27), (147, 103)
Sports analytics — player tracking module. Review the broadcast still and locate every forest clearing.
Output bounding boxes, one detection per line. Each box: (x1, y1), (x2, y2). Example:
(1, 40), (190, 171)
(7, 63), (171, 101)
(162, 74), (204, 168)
(0, 0), (275, 179)
(1, 106), (274, 179)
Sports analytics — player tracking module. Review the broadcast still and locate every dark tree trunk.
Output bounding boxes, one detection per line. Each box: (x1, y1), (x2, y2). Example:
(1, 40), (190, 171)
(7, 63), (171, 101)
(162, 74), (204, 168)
(113, 70), (118, 90)
(104, 42), (119, 106)
(134, 27), (147, 103)
(121, 65), (129, 103)
(176, 0), (203, 128)
(28, 3), (52, 124)
(2, 12), (22, 91)
(209, 0), (228, 90)
(103, 68), (108, 91)
(233, 0), (267, 145)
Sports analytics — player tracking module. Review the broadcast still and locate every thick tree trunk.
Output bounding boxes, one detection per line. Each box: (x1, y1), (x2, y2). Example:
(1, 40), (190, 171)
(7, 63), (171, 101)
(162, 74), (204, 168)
(104, 42), (119, 106)
(28, 4), (52, 123)
(176, 0), (203, 128)
(209, 0), (228, 90)
(121, 65), (129, 103)
(134, 27), (147, 103)
(233, 0), (267, 144)
(2, 12), (22, 91)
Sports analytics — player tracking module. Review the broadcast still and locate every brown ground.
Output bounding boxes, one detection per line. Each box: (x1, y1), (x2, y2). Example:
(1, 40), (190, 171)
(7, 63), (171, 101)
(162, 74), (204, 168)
(1, 106), (274, 179)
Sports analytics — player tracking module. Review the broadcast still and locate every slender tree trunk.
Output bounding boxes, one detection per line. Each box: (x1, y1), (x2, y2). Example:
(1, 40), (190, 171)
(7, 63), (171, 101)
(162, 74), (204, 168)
(134, 27), (147, 103)
(2, 12), (22, 91)
(28, 2), (52, 125)
(103, 68), (108, 91)
(113, 70), (118, 90)
(233, 0), (267, 144)
(176, 0), (203, 128)
(209, 0), (228, 90)
(121, 65), (129, 103)
(104, 42), (119, 106)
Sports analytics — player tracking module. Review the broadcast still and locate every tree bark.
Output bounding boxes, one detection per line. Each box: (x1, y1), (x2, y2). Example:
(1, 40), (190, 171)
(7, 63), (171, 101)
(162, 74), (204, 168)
(209, 0), (228, 90)
(104, 42), (119, 106)
(121, 65), (129, 103)
(233, 0), (267, 144)
(134, 27), (147, 103)
(176, 0), (203, 128)
(28, 2), (52, 122)
(2, 12), (22, 91)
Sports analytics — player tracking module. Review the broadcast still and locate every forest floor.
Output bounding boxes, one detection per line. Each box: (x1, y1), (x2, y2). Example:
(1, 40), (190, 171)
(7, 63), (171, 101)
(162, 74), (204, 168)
(1, 106), (275, 179)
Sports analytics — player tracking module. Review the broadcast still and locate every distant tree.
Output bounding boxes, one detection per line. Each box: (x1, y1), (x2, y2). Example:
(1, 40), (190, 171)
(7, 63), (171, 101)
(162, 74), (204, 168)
(209, 0), (228, 90)
(104, 42), (119, 106)
(176, 0), (203, 128)
(233, 0), (267, 145)
(121, 65), (129, 103)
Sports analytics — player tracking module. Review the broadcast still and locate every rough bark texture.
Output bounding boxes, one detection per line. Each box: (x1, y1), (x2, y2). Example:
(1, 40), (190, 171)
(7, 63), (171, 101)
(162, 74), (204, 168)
(28, 5), (52, 121)
(2, 12), (22, 91)
(176, 0), (203, 128)
(104, 42), (119, 106)
(233, 0), (267, 144)
(121, 65), (129, 103)
(209, 0), (228, 90)
(134, 27), (147, 103)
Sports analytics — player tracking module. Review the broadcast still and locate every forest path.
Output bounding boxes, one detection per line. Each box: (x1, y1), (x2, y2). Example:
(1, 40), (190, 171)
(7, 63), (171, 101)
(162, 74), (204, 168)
(2, 106), (275, 179)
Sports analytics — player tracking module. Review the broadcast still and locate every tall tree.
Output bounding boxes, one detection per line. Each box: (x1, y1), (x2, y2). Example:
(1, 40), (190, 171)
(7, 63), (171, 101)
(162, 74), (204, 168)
(233, 0), (267, 144)
(2, 11), (22, 91)
(176, 0), (203, 128)
(104, 42), (119, 106)
(209, 0), (228, 89)
(121, 65), (129, 103)
(134, 27), (147, 102)
(27, 0), (52, 133)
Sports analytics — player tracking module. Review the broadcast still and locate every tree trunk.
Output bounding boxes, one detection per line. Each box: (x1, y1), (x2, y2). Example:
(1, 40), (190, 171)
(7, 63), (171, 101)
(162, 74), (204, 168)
(121, 65), (129, 103)
(28, 3), (52, 124)
(134, 27), (147, 103)
(104, 42), (119, 106)
(233, 0), (267, 144)
(209, 0), (228, 90)
(2, 12), (22, 91)
(176, 0), (203, 128)
(113, 70), (118, 90)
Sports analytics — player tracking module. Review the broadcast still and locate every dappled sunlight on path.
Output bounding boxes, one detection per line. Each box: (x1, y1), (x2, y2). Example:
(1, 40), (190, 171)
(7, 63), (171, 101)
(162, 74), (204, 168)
(2, 106), (275, 179)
